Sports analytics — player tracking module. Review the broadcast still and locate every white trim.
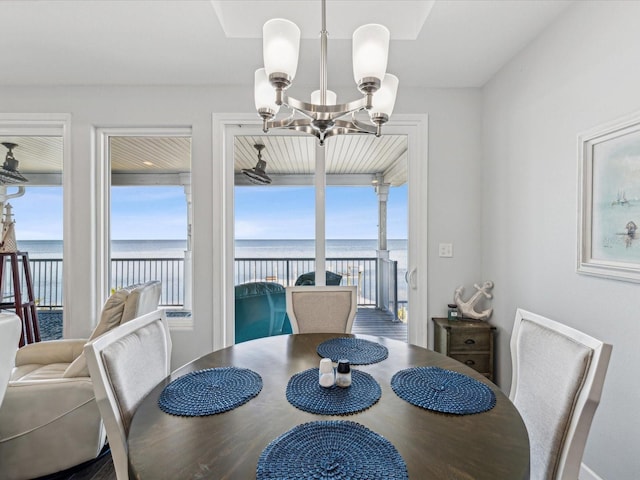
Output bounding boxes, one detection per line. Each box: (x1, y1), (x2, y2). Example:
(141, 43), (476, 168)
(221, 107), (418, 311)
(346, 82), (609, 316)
(0, 114), (72, 336)
(213, 113), (428, 349)
(384, 115), (429, 347)
(93, 126), (193, 330)
(580, 463), (605, 480)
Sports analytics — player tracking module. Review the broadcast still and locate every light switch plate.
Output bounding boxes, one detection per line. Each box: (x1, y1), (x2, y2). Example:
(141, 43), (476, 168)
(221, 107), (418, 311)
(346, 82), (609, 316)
(439, 243), (453, 258)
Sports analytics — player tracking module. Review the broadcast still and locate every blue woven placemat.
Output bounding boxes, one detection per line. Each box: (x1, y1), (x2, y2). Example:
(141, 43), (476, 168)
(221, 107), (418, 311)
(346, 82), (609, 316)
(158, 367), (262, 416)
(391, 366), (496, 415)
(256, 420), (408, 480)
(316, 337), (389, 365)
(286, 368), (381, 415)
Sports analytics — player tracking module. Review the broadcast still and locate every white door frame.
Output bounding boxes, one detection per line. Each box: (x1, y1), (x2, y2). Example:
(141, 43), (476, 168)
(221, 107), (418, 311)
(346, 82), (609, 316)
(94, 126), (192, 323)
(0, 113), (72, 335)
(213, 113), (428, 349)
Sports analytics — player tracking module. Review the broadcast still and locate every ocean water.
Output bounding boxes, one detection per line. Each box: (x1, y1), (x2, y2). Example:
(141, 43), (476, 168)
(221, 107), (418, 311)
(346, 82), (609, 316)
(16, 239), (408, 303)
(17, 238), (407, 264)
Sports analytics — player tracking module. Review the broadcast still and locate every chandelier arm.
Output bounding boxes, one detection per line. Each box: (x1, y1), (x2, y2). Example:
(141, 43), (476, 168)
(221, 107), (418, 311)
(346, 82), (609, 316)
(265, 110), (297, 130)
(333, 119), (377, 135)
(284, 95), (370, 120)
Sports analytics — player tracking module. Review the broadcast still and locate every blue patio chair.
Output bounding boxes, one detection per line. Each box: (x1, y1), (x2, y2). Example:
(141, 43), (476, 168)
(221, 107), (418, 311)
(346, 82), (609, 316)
(235, 282), (292, 343)
(294, 271), (343, 286)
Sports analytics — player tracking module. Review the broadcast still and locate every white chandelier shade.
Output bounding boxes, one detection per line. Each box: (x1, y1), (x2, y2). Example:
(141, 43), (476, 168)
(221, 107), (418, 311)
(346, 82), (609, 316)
(311, 89), (337, 106)
(371, 74), (399, 118)
(352, 24), (390, 86)
(254, 0), (399, 145)
(254, 68), (279, 113)
(263, 18), (301, 81)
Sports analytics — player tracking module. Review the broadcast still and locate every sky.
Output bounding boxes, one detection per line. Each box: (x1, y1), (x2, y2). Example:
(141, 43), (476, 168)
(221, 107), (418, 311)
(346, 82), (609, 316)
(4, 183), (407, 240)
(235, 184), (407, 240)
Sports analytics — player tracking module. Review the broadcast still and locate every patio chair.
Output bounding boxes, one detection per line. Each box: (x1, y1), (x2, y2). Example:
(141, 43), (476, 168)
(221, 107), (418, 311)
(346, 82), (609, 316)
(509, 308), (612, 480)
(235, 281), (291, 343)
(286, 285), (357, 334)
(85, 309), (172, 480)
(0, 281), (161, 480)
(0, 313), (21, 409)
(294, 271), (343, 286)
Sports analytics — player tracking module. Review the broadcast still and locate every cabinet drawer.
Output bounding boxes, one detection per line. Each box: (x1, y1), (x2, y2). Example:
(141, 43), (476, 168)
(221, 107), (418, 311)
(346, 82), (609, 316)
(450, 353), (490, 373)
(449, 330), (490, 351)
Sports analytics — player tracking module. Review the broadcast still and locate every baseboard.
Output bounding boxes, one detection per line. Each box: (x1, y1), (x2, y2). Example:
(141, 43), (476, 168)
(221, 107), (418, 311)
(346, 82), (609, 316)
(580, 463), (604, 480)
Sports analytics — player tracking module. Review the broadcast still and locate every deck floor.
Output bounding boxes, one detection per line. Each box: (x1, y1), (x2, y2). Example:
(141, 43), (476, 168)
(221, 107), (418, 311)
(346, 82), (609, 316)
(352, 306), (407, 342)
(38, 307), (407, 343)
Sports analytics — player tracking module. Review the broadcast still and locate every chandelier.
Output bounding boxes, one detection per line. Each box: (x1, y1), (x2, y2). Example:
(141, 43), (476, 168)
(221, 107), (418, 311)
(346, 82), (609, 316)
(254, 0), (399, 145)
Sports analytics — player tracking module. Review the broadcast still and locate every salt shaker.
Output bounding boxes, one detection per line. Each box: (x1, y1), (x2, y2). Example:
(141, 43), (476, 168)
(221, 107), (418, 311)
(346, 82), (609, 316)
(335, 359), (351, 388)
(319, 358), (335, 388)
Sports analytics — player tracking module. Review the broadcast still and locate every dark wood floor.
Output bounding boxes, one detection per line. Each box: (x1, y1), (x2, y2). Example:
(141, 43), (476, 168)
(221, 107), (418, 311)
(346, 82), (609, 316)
(34, 448), (115, 480)
(36, 307), (406, 479)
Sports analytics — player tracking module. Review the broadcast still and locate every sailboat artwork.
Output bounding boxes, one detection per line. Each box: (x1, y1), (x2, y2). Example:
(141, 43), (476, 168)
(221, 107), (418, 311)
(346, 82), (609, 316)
(611, 190), (630, 206)
(578, 114), (640, 281)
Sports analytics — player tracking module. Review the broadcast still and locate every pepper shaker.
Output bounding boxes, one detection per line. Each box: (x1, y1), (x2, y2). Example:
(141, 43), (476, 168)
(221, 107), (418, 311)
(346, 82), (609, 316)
(335, 359), (351, 388)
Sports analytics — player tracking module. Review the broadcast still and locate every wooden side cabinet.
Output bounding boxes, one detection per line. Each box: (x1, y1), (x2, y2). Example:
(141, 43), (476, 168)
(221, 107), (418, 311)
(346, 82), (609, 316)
(432, 317), (496, 382)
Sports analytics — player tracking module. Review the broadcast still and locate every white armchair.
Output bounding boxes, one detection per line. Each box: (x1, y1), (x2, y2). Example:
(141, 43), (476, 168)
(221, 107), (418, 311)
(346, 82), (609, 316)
(0, 281), (161, 480)
(0, 313), (21, 409)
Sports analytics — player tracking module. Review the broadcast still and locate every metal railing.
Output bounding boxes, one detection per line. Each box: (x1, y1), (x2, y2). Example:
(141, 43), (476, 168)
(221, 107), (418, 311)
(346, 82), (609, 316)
(234, 257), (380, 305)
(5, 256), (399, 309)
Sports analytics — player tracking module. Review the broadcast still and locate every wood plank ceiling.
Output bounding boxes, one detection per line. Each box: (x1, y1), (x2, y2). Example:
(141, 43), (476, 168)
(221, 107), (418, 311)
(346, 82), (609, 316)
(0, 134), (407, 187)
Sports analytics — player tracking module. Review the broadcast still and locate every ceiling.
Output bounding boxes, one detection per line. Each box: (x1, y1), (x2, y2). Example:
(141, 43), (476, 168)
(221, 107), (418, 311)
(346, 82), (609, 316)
(0, 1), (575, 187)
(0, 0), (574, 88)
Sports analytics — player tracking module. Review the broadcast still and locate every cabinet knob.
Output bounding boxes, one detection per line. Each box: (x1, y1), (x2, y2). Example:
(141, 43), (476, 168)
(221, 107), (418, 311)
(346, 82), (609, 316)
(465, 359), (475, 366)
(464, 339), (475, 345)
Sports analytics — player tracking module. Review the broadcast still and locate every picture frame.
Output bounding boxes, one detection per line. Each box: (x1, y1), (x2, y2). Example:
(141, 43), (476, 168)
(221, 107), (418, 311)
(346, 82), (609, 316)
(578, 111), (640, 282)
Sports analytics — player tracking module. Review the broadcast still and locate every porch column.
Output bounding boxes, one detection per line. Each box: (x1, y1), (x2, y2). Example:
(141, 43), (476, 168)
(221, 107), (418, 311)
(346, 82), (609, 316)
(181, 173), (192, 311)
(375, 177), (390, 310)
(315, 143), (326, 286)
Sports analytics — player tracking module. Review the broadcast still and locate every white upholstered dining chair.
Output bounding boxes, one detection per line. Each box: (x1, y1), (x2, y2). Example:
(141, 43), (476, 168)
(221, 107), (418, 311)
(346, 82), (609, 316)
(84, 309), (172, 480)
(0, 313), (21, 409)
(0, 280), (161, 480)
(509, 308), (612, 480)
(285, 285), (357, 334)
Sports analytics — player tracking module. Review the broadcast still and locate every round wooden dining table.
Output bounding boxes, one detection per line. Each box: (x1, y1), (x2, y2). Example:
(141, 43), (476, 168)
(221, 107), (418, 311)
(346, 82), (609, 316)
(128, 333), (529, 479)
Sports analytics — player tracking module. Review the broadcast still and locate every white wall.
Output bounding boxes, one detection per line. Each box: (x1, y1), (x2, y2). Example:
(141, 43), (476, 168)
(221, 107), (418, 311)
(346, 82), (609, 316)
(0, 84), (483, 367)
(482, 1), (640, 478)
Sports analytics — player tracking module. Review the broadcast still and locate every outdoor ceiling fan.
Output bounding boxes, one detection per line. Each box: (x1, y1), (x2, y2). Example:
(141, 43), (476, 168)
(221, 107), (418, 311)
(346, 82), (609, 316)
(242, 143), (272, 185)
(0, 142), (28, 184)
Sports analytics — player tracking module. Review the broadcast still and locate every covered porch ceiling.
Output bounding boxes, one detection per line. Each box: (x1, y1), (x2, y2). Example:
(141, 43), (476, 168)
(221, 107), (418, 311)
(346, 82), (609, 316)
(0, 134), (407, 188)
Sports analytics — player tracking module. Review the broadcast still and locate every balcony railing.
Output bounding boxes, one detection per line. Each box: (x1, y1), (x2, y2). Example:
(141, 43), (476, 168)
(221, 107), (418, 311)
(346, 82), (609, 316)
(235, 257), (379, 305)
(4, 256), (400, 309)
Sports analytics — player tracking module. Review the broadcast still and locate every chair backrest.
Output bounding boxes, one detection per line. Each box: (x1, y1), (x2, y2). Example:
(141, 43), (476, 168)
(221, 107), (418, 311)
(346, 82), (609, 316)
(84, 309), (172, 480)
(509, 308), (612, 480)
(63, 281), (163, 379)
(285, 286), (357, 334)
(0, 313), (21, 408)
(89, 280), (162, 341)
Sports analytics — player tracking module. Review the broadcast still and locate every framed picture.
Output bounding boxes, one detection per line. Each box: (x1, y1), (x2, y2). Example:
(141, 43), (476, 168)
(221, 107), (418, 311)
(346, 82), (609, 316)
(578, 112), (640, 282)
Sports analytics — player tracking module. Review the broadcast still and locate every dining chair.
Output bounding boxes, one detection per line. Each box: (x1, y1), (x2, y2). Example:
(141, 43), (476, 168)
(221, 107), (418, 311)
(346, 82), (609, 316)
(285, 285), (357, 333)
(84, 309), (172, 480)
(0, 280), (161, 480)
(509, 308), (612, 480)
(0, 313), (21, 409)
